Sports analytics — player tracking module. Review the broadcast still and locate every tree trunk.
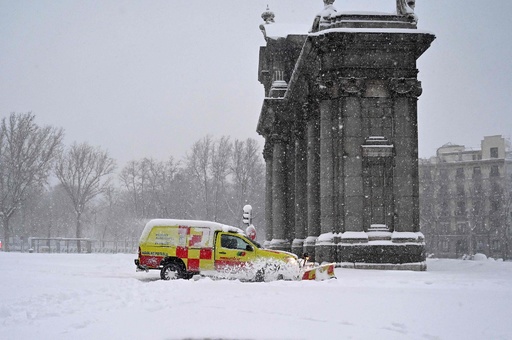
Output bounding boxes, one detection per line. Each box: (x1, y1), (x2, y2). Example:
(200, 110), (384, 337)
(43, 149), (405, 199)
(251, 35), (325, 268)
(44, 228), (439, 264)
(2, 216), (11, 252)
(76, 212), (82, 253)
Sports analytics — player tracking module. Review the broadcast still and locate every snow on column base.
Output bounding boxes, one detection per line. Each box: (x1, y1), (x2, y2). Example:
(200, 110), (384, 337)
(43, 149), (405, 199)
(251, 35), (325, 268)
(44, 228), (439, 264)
(303, 236), (318, 262)
(291, 239), (305, 257)
(315, 232), (337, 263)
(268, 239), (291, 252)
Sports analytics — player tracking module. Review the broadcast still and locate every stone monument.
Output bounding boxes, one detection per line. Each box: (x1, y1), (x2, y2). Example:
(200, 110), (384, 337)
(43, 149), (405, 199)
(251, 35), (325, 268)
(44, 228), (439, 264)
(257, 1), (435, 270)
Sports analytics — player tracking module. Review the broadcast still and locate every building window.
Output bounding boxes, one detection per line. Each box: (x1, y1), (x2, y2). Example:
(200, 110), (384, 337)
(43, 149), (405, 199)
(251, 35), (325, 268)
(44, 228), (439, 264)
(491, 240), (500, 251)
(456, 168), (465, 179)
(491, 199), (500, 212)
(442, 240), (449, 251)
(439, 223), (449, 234)
(457, 184), (465, 197)
(439, 168), (449, 180)
(490, 165), (500, 177)
(473, 167), (481, 178)
(457, 223), (466, 234)
(490, 147), (499, 159)
(456, 201), (466, 216)
(472, 200), (482, 216)
(456, 223), (466, 234)
(477, 240), (485, 252)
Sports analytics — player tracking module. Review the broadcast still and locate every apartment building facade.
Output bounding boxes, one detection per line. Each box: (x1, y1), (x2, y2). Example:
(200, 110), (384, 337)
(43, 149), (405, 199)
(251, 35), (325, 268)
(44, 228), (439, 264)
(419, 135), (512, 259)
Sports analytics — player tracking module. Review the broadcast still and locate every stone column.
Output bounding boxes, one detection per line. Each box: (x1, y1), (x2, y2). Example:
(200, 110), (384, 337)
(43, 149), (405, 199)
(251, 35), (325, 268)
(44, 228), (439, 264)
(286, 135), (296, 243)
(292, 118), (308, 256)
(316, 98), (337, 262)
(319, 99), (336, 233)
(263, 141), (273, 248)
(390, 78), (422, 234)
(270, 134), (291, 251)
(343, 97), (365, 233)
(304, 103), (321, 260)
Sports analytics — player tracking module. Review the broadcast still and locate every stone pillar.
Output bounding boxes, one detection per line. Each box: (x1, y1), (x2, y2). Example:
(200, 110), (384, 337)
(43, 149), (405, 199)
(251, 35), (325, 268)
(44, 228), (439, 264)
(263, 141), (273, 248)
(292, 118), (308, 256)
(316, 98), (337, 262)
(390, 78), (422, 234)
(319, 99), (336, 232)
(343, 96), (365, 233)
(304, 104), (321, 260)
(270, 134), (291, 251)
(286, 135), (296, 243)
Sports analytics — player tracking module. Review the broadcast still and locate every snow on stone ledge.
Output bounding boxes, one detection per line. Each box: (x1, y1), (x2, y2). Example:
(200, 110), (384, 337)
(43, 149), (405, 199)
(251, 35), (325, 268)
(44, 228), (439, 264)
(262, 23), (309, 39)
(310, 27), (435, 36)
(316, 232), (337, 245)
(304, 235), (318, 244)
(391, 231), (425, 242)
(341, 231), (369, 240)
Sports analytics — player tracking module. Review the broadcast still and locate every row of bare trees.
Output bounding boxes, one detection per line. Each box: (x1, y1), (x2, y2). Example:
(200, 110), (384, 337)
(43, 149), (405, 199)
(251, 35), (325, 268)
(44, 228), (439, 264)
(0, 113), (265, 251)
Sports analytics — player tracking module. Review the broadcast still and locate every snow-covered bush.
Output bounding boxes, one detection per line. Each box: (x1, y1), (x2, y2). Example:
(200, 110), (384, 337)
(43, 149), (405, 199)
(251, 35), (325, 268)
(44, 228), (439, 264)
(473, 253), (487, 261)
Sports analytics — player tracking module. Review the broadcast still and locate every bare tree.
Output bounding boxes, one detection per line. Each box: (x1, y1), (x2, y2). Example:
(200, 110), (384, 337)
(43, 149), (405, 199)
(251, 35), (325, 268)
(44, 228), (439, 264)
(186, 135), (213, 220)
(155, 157), (182, 217)
(211, 136), (232, 221)
(228, 138), (265, 225)
(95, 184), (133, 246)
(119, 157), (182, 219)
(119, 160), (145, 219)
(55, 142), (115, 251)
(0, 113), (63, 251)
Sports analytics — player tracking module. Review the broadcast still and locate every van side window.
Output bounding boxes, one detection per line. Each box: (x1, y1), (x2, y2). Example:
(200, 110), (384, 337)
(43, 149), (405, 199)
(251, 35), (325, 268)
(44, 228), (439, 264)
(221, 234), (249, 250)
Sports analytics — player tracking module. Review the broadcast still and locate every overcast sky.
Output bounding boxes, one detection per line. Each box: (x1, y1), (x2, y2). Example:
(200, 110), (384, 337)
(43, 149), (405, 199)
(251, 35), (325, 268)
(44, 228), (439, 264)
(1, 0), (511, 168)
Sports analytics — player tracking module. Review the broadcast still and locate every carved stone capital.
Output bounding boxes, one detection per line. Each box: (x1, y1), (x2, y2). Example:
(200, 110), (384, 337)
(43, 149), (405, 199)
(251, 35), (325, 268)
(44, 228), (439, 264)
(263, 141), (274, 161)
(339, 77), (366, 97)
(270, 129), (291, 144)
(389, 78), (422, 98)
(292, 120), (307, 140)
(314, 77), (336, 100)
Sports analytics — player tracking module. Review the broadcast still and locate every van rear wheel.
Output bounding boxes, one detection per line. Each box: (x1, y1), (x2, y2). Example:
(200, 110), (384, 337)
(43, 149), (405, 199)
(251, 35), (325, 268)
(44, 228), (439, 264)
(160, 262), (183, 280)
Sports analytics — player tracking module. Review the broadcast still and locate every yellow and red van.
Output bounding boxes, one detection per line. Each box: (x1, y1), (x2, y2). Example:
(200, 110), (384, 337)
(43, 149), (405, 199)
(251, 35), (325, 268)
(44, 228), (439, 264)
(134, 219), (300, 281)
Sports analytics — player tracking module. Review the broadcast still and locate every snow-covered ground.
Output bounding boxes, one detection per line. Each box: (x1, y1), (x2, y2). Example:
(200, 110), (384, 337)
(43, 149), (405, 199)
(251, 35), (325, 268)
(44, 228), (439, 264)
(1, 253), (511, 340)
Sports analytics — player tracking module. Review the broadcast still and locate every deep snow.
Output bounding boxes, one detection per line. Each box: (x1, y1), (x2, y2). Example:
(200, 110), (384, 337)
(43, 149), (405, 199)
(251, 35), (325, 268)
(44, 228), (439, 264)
(1, 253), (511, 340)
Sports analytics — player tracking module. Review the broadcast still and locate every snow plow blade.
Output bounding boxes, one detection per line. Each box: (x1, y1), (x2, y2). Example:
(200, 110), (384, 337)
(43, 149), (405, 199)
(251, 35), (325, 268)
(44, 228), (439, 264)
(301, 263), (336, 281)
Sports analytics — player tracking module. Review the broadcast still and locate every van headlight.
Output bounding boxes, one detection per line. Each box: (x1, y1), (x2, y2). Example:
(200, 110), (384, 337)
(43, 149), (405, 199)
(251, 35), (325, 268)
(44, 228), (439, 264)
(286, 257), (297, 265)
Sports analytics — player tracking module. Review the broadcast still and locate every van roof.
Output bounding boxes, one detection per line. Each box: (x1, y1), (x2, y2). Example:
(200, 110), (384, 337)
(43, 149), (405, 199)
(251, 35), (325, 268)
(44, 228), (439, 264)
(140, 219), (244, 242)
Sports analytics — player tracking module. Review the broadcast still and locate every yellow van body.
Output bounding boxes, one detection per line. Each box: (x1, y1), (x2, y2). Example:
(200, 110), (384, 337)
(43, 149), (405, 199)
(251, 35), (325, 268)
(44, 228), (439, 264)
(134, 219), (299, 281)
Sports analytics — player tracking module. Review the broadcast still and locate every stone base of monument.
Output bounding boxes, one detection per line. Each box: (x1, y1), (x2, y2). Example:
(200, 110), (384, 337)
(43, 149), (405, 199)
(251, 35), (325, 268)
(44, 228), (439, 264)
(336, 243), (426, 270)
(312, 231), (426, 271)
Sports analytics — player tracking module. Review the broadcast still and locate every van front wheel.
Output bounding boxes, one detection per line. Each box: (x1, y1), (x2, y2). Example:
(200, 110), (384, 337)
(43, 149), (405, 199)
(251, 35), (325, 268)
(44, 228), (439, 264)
(160, 262), (183, 280)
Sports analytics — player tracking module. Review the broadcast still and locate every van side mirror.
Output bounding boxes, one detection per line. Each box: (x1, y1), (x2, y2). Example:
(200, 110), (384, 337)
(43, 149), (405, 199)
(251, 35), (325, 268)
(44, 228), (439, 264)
(246, 245), (253, 252)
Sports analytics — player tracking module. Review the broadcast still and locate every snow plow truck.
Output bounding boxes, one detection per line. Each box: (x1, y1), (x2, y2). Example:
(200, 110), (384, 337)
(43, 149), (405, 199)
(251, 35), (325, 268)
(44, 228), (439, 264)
(134, 219), (335, 281)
